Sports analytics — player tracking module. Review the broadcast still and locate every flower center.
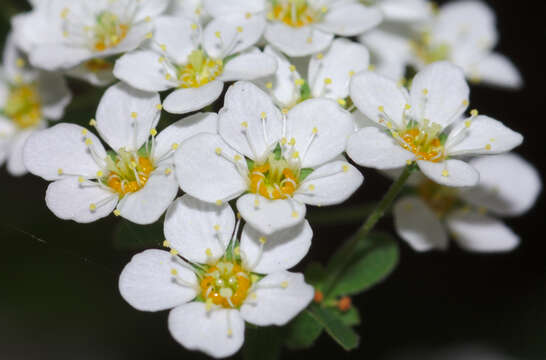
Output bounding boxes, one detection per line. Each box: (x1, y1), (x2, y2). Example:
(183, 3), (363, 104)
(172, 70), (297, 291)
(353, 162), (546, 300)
(84, 58), (114, 73)
(92, 11), (130, 52)
(248, 152), (302, 200)
(418, 180), (460, 217)
(102, 149), (155, 197)
(410, 32), (451, 64)
(397, 120), (445, 162)
(267, 0), (324, 27)
(4, 84), (42, 129)
(176, 50), (223, 88)
(200, 261), (252, 308)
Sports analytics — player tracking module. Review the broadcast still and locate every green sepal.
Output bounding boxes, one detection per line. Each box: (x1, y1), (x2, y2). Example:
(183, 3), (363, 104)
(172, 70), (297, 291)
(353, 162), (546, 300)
(246, 157), (255, 171)
(299, 81), (311, 101)
(272, 143), (282, 160)
(299, 168), (313, 182)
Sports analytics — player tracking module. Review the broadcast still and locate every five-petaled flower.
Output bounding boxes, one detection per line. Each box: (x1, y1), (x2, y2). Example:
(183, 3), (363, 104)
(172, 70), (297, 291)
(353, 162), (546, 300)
(119, 194), (314, 358)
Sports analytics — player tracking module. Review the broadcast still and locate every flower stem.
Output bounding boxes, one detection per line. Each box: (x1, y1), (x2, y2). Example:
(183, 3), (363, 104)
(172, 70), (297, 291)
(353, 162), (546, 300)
(323, 164), (416, 298)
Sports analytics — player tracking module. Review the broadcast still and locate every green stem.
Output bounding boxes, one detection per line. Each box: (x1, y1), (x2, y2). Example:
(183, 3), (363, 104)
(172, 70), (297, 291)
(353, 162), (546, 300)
(323, 164), (416, 298)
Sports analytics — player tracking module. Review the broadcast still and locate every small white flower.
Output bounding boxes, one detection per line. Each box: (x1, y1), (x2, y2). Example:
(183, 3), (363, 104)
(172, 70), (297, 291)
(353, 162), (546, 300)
(347, 61), (523, 187)
(0, 33), (71, 176)
(114, 16), (277, 114)
(392, 153), (541, 252)
(204, 0), (383, 57)
(119, 194), (314, 358)
(23, 82), (217, 224)
(167, 0), (208, 22)
(12, 0), (169, 77)
(175, 81), (363, 234)
(369, 0), (432, 23)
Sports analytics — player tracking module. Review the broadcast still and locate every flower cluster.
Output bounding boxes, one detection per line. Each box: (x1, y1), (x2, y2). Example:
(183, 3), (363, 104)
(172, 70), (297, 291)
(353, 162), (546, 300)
(1, 0), (540, 358)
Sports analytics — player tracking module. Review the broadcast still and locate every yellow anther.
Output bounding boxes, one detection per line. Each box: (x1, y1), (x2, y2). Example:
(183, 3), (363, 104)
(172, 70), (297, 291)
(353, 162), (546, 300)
(422, 88), (429, 95)
(312, 127), (318, 134)
(113, 209), (121, 216)
(470, 109), (479, 117)
(60, 8), (69, 19)
(89, 119), (97, 126)
(316, 53), (324, 60)
(281, 281), (288, 288)
(215, 147), (222, 155)
(131, 112), (138, 119)
(291, 211), (299, 218)
(16, 58), (25, 68)
(170, 249), (179, 256)
(171, 143), (179, 151)
(57, 168), (64, 175)
(485, 144), (492, 150)
(462, 99), (469, 106)
(280, 137), (287, 145)
(163, 240), (170, 247)
(308, 184), (315, 191)
(265, 82), (273, 89)
(227, 329), (233, 336)
(215, 31), (221, 38)
(241, 121), (248, 128)
(324, 77), (332, 85)
(250, 292), (257, 300)
(171, 268), (178, 276)
(386, 121), (393, 129)
(289, 65), (296, 72)
(145, 16), (151, 22)
(85, 138), (93, 146)
(321, 6), (328, 13)
(205, 248), (213, 257)
(191, 23), (198, 30)
(291, 151), (300, 159)
(245, 12), (252, 19)
(254, 198), (260, 207)
(348, 70), (355, 77)
(89, 203), (97, 211)
(234, 154), (242, 161)
(215, 200), (223, 206)
(306, 36), (313, 44)
(342, 164), (349, 172)
(81, 129), (88, 135)
(282, 108), (289, 114)
(289, 137), (296, 146)
(378, 105), (385, 113)
(406, 159), (413, 165)
(158, 56), (165, 63)
(213, 224), (220, 231)
(63, 31), (69, 38)
(368, 64), (375, 71)
(464, 120), (472, 128)
(165, 73), (172, 80)
(441, 169), (449, 177)
(78, 176), (85, 183)
(150, 128), (158, 136)
(404, 104), (411, 110)
(236, 26), (243, 33)
(259, 236), (267, 244)
(337, 98), (346, 106)
(145, 32), (153, 39)
(159, 44), (167, 51)
(295, 78), (305, 86)
(260, 112), (267, 119)
(165, 168), (172, 175)
(96, 170), (103, 177)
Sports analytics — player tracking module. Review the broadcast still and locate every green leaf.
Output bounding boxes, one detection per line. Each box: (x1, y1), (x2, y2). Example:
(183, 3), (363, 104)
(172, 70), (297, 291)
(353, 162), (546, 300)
(243, 326), (284, 360)
(299, 168), (313, 182)
(304, 262), (327, 290)
(327, 232), (399, 298)
(113, 219), (163, 251)
(306, 304), (359, 351)
(284, 310), (324, 349)
(331, 306), (361, 327)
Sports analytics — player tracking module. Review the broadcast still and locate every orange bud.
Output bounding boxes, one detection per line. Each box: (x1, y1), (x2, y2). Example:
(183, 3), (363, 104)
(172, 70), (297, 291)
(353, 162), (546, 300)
(337, 296), (352, 312)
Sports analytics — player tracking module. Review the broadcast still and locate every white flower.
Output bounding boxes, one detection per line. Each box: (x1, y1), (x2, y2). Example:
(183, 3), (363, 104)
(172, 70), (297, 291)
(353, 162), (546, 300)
(204, 0), (382, 57)
(167, 0), (208, 22)
(175, 81), (363, 234)
(347, 61), (523, 187)
(119, 194), (314, 358)
(0, 32), (71, 176)
(12, 0), (169, 80)
(392, 153), (541, 252)
(114, 16), (277, 114)
(23, 82), (217, 224)
(367, 0), (432, 23)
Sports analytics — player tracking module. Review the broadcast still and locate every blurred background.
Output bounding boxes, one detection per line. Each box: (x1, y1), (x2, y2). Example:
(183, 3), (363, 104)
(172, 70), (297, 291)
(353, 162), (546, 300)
(1, 0), (544, 359)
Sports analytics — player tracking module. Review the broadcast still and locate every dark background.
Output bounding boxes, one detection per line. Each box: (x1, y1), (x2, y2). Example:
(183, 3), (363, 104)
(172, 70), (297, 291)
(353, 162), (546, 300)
(1, 1), (544, 359)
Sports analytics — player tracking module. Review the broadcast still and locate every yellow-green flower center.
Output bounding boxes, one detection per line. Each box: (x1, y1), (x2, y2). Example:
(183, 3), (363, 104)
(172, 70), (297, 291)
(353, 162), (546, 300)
(4, 83), (42, 129)
(101, 148), (155, 197)
(267, 0), (325, 27)
(249, 154), (302, 200)
(410, 32), (451, 64)
(418, 180), (460, 217)
(91, 11), (130, 52)
(176, 50), (223, 88)
(199, 260), (254, 309)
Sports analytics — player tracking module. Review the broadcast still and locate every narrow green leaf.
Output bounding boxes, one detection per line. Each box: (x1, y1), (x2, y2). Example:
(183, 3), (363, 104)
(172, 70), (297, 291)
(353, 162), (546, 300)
(327, 232), (399, 298)
(307, 304), (359, 351)
(243, 326), (284, 360)
(284, 310), (324, 349)
(113, 219), (163, 251)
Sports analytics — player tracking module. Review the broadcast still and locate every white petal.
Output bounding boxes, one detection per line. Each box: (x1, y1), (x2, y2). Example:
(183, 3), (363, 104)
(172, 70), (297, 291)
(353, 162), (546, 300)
(467, 53), (523, 89)
(134, 0), (171, 22)
(152, 16), (197, 64)
(23, 123), (106, 181)
(308, 38), (370, 100)
(255, 45), (301, 108)
(219, 50), (277, 81)
(203, 14), (266, 58)
(460, 154), (541, 217)
(203, 0), (266, 17)
(393, 196), (448, 252)
(98, 21), (153, 58)
(286, 98), (354, 168)
(240, 221), (312, 274)
(417, 159), (479, 187)
(350, 70), (408, 128)
(45, 178), (117, 223)
(378, 0), (432, 22)
(162, 80), (224, 115)
(116, 168), (178, 225)
(347, 127), (414, 169)
(446, 210), (519, 253)
(295, 160), (363, 206)
(237, 194), (306, 235)
(30, 44), (94, 71)
(409, 61), (469, 128)
(240, 271), (313, 326)
(164, 195), (235, 264)
(264, 23), (333, 57)
(154, 112), (218, 165)
(36, 72), (72, 121)
(168, 303), (245, 359)
(446, 115), (523, 156)
(174, 133), (247, 203)
(96, 82), (161, 152)
(218, 81), (283, 160)
(7, 129), (34, 176)
(119, 249), (197, 312)
(113, 50), (173, 92)
(316, 3), (382, 36)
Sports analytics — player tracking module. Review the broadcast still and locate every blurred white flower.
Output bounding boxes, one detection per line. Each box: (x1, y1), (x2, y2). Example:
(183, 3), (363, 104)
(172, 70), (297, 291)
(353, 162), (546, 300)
(204, 0), (382, 57)
(119, 194), (314, 358)
(392, 153), (541, 252)
(0, 33), (71, 176)
(23, 82), (217, 224)
(347, 61), (523, 187)
(175, 81), (363, 234)
(11, 0), (169, 85)
(167, 0), (208, 23)
(114, 16), (276, 114)
(366, 0), (432, 23)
